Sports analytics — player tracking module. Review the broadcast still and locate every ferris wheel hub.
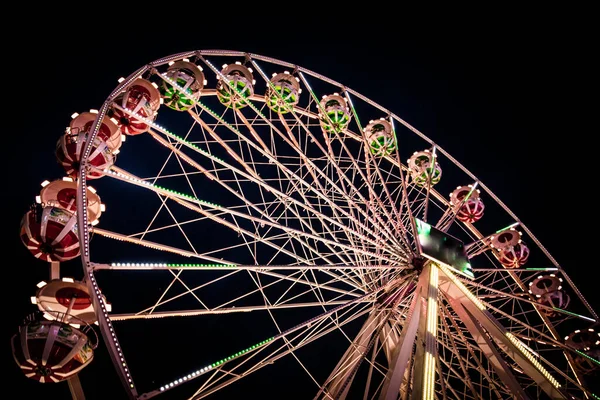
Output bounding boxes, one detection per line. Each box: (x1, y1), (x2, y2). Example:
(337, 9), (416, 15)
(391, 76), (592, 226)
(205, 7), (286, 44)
(411, 255), (427, 273)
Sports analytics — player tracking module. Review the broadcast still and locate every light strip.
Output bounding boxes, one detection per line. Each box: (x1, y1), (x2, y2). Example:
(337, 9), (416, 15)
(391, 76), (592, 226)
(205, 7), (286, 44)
(505, 332), (561, 388)
(495, 222), (520, 233)
(423, 265), (439, 400)
(103, 262), (398, 271)
(159, 337), (274, 392)
(438, 264), (485, 310)
(427, 267), (438, 335)
(552, 308), (596, 323)
(110, 262), (233, 268)
(525, 267), (559, 271)
(575, 350), (600, 367)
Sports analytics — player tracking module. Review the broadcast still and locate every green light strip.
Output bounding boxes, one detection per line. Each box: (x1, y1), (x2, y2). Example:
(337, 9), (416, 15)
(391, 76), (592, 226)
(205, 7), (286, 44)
(251, 61), (295, 114)
(553, 307), (596, 322)
(116, 103), (226, 166)
(196, 99), (250, 136)
(389, 118), (400, 152)
(525, 268), (559, 271)
(108, 169), (220, 208)
(153, 184), (220, 207)
(575, 350), (600, 366)
(494, 222), (519, 233)
(208, 60), (275, 124)
(110, 263), (235, 268)
(211, 337), (275, 368)
(160, 336), (275, 392)
(297, 73), (329, 118)
(344, 93), (362, 130)
(113, 102), (236, 176)
(462, 184), (476, 202)
(168, 263), (232, 268)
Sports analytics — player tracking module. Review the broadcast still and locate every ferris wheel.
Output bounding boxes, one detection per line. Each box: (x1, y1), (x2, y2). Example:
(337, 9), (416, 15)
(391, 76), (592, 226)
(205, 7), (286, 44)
(14, 50), (599, 399)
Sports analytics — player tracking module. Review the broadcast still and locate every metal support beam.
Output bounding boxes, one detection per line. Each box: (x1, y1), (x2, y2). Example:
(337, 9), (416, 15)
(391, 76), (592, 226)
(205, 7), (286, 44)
(446, 296), (530, 399)
(50, 261), (60, 280)
(380, 321), (401, 363)
(317, 311), (384, 399)
(68, 375), (86, 400)
(410, 264), (438, 400)
(437, 265), (567, 399)
(379, 264), (432, 400)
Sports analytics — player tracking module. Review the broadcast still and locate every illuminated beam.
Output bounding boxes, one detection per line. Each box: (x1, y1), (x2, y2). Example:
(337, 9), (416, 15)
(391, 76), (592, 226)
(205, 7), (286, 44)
(437, 264), (567, 399)
(445, 295), (529, 399)
(378, 264), (433, 400)
(410, 264), (439, 400)
(316, 312), (385, 399)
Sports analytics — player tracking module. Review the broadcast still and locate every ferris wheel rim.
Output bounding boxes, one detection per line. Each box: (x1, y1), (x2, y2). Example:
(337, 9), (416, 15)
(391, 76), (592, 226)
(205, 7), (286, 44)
(79, 48), (574, 276)
(65, 50), (597, 399)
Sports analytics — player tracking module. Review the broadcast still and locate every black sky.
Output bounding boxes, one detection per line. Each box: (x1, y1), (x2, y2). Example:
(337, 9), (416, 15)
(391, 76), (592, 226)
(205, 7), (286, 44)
(6, 17), (598, 399)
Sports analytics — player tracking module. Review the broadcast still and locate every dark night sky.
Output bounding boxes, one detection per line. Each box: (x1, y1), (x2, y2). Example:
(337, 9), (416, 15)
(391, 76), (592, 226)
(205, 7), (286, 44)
(6, 17), (598, 399)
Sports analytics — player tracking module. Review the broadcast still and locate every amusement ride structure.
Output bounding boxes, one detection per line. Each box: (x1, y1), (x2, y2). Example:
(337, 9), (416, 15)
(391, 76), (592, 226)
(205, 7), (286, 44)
(13, 50), (599, 399)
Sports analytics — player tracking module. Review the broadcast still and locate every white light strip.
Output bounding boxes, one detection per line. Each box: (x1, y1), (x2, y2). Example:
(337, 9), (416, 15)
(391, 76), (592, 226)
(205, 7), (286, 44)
(423, 265), (439, 400)
(101, 262), (398, 271)
(438, 263), (485, 310)
(506, 332), (561, 388)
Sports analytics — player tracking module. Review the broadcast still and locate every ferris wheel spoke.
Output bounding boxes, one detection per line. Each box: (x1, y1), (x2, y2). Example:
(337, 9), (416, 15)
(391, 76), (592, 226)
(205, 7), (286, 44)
(273, 113), (390, 267)
(110, 300), (366, 321)
(162, 68), (406, 260)
(439, 301), (506, 399)
(478, 300), (569, 347)
(456, 273), (594, 391)
(314, 309), (391, 400)
(384, 132), (417, 255)
(134, 121), (201, 243)
(441, 292), (537, 398)
(186, 117), (401, 263)
(438, 265), (567, 398)
(437, 302), (484, 400)
(149, 124), (358, 268)
(323, 139), (407, 257)
(334, 123), (418, 254)
(95, 262), (398, 271)
(404, 182), (431, 222)
(98, 259), (395, 311)
(187, 304), (373, 400)
(467, 262), (594, 391)
(274, 113), (402, 254)
(360, 334), (381, 400)
(361, 152), (410, 249)
(142, 287), (380, 399)
(187, 107), (401, 258)
(194, 60), (402, 253)
(261, 163), (359, 267)
(243, 268), (332, 390)
(436, 358), (475, 400)
(292, 72), (406, 249)
(250, 269), (364, 299)
(101, 164), (400, 266)
(438, 375), (467, 400)
(291, 71), (411, 250)
(91, 227), (235, 263)
(465, 274), (595, 329)
(93, 211), (340, 277)
(342, 93), (406, 241)
(420, 146), (437, 223)
(143, 268), (210, 316)
(135, 265), (365, 318)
